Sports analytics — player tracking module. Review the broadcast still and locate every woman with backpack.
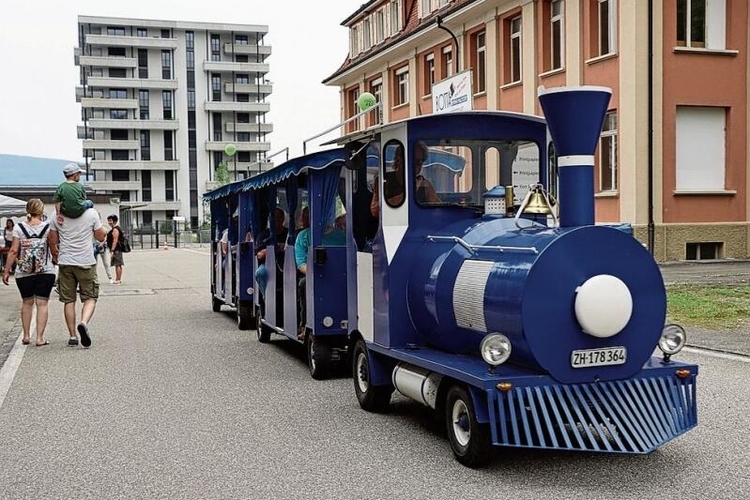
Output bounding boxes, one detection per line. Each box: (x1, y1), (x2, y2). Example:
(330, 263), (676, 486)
(1, 199), (56, 346)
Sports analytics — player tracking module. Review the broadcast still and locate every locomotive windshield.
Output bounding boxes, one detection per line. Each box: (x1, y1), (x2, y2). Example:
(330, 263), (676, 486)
(415, 139), (541, 209)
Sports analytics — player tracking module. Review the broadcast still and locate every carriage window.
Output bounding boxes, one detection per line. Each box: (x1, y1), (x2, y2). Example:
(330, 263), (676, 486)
(483, 141), (540, 205)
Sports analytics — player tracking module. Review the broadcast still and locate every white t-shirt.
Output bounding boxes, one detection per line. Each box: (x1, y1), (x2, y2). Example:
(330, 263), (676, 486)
(49, 208), (103, 266)
(12, 221), (56, 277)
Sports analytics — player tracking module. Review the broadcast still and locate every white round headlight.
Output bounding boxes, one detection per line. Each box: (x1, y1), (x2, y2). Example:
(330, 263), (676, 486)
(480, 333), (512, 366)
(659, 324), (686, 355)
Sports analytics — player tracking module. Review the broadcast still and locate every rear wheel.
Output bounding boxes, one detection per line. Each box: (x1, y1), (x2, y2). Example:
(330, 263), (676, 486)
(352, 340), (392, 412)
(445, 385), (491, 467)
(237, 301), (255, 331)
(307, 334), (331, 380)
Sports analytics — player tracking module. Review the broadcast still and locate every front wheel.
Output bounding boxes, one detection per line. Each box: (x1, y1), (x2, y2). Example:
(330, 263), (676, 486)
(445, 385), (491, 467)
(352, 340), (392, 412)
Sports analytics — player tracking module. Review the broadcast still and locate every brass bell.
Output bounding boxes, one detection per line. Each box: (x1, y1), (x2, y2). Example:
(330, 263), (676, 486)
(523, 191), (553, 214)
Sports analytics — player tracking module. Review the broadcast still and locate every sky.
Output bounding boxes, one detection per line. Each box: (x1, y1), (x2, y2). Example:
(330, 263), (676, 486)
(0, 0), (359, 162)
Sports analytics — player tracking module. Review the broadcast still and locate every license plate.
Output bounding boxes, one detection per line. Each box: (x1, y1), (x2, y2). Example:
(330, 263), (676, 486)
(571, 347), (627, 368)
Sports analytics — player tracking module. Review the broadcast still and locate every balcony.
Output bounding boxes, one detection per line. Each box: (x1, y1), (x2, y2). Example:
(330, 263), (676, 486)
(80, 97), (138, 109)
(77, 126), (93, 139)
(203, 61), (269, 74)
(86, 118), (180, 130)
(203, 101), (270, 113)
(78, 56), (137, 68)
(87, 77), (179, 90)
(205, 141), (270, 153)
(129, 201), (182, 211)
(224, 82), (272, 96)
(225, 122), (273, 134)
(85, 34), (179, 49)
(222, 42), (271, 58)
(90, 160), (180, 171)
(86, 180), (141, 192)
(83, 139), (140, 151)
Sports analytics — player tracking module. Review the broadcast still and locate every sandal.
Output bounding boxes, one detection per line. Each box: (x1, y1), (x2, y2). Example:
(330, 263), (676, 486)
(36, 341), (49, 347)
(22, 338), (30, 345)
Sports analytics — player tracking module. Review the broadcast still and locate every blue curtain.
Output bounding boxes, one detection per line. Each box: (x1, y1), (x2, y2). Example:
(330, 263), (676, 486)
(320, 165), (342, 227)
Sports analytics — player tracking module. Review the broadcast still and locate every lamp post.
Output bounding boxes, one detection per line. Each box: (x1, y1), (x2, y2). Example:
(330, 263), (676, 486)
(224, 143), (237, 181)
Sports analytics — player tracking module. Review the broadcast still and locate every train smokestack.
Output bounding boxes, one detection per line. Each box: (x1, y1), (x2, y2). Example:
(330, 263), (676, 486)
(538, 86), (612, 227)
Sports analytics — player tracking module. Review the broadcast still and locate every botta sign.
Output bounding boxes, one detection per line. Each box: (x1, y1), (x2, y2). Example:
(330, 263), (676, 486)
(432, 70), (473, 114)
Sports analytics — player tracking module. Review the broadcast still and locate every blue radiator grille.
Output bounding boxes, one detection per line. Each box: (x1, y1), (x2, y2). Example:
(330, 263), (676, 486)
(487, 375), (697, 453)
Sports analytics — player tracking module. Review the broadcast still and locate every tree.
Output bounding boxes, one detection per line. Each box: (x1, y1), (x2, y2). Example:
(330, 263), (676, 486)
(215, 161), (231, 186)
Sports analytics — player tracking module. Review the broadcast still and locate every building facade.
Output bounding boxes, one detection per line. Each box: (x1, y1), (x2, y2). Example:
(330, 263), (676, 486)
(324, 0), (749, 262)
(75, 16), (273, 228)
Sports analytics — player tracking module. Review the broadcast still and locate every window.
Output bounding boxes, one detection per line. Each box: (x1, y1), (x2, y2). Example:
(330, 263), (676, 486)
(237, 112), (250, 123)
(138, 89), (149, 120)
(550, 0), (564, 70)
(141, 171), (152, 201)
(383, 140), (406, 210)
(108, 47), (126, 57)
(212, 74), (222, 101)
(140, 131), (151, 161)
(677, 0), (726, 49)
(111, 150), (129, 161)
(110, 109), (128, 119)
(107, 27), (125, 36)
(161, 50), (172, 79)
(237, 132), (250, 142)
(369, 78), (383, 126)
(138, 49), (148, 78)
(350, 26), (360, 55)
(375, 10), (385, 43)
(187, 90), (195, 109)
(389, 1), (401, 35)
(508, 17), (522, 83)
(109, 88), (127, 99)
(161, 29), (170, 38)
(236, 74), (249, 84)
(595, 0), (616, 56)
(235, 34), (249, 45)
(162, 91), (173, 120)
(211, 34), (221, 61)
(112, 170), (130, 181)
(164, 131), (174, 161)
(111, 130), (128, 140)
(441, 46), (453, 79)
(421, 0), (433, 18)
(394, 66), (409, 106)
(137, 28), (147, 37)
(235, 55), (248, 63)
(686, 242), (723, 260)
(109, 68), (126, 78)
(676, 106), (726, 191)
(423, 53), (435, 95)
(363, 19), (372, 50)
(599, 111), (617, 191)
(185, 31), (194, 49)
(236, 93), (250, 102)
(165, 171), (175, 201)
(142, 211), (152, 227)
(186, 51), (195, 70)
(471, 31), (486, 93)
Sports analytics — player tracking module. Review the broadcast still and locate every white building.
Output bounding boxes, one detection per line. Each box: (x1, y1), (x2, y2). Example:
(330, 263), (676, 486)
(75, 16), (273, 228)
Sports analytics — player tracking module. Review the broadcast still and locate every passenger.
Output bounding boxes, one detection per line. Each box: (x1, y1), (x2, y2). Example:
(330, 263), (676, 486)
(53, 163), (94, 226)
(254, 208), (288, 297)
(294, 206), (345, 340)
(369, 142), (439, 217)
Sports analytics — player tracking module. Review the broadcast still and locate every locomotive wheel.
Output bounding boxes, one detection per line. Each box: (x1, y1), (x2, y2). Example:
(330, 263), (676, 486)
(212, 296), (222, 312)
(306, 334), (331, 380)
(352, 340), (392, 412)
(445, 385), (491, 467)
(237, 301), (255, 331)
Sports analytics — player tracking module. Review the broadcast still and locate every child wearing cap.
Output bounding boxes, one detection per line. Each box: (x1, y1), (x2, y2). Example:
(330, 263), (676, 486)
(54, 163), (94, 224)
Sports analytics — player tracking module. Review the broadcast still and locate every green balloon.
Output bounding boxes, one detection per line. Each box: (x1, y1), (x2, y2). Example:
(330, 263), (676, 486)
(224, 143), (237, 156)
(358, 92), (377, 111)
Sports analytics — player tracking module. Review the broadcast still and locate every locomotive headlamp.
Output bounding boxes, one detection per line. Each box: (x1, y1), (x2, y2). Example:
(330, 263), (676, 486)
(659, 324), (686, 360)
(480, 334), (512, 366)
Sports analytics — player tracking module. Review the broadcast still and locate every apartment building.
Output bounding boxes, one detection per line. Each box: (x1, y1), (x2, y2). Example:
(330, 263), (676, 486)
(75, 16), (273, 228)
(324, 0), (749, 262)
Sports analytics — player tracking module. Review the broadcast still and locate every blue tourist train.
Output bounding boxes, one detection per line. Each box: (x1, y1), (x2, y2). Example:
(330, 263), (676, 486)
(204, 86), (698, 466)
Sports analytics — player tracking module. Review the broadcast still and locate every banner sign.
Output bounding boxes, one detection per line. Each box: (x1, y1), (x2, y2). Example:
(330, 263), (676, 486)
(432, 70), (473, 114)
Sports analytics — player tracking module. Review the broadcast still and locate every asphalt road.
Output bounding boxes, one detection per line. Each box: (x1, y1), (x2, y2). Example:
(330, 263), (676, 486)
(0, 249), (748, 499)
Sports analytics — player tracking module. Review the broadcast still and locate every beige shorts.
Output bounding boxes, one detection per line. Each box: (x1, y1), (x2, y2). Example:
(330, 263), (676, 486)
(57, 265), (99, 303)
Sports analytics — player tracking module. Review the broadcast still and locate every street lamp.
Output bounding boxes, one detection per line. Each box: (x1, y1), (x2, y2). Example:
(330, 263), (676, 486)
(224, 143), (237, 181)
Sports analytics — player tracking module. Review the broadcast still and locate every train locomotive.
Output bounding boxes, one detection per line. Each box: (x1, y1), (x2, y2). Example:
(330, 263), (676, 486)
(205, 85), (698, 467)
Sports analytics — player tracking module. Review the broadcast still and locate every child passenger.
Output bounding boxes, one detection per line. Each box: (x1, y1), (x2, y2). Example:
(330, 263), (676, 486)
(54, 163), (94, 224)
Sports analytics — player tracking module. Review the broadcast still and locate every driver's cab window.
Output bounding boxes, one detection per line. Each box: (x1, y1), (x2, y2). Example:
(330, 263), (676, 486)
(383, 140), (406, 209)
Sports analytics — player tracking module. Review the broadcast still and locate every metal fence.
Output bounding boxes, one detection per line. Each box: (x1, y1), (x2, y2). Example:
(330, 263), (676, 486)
(126, 220), (212, 249)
